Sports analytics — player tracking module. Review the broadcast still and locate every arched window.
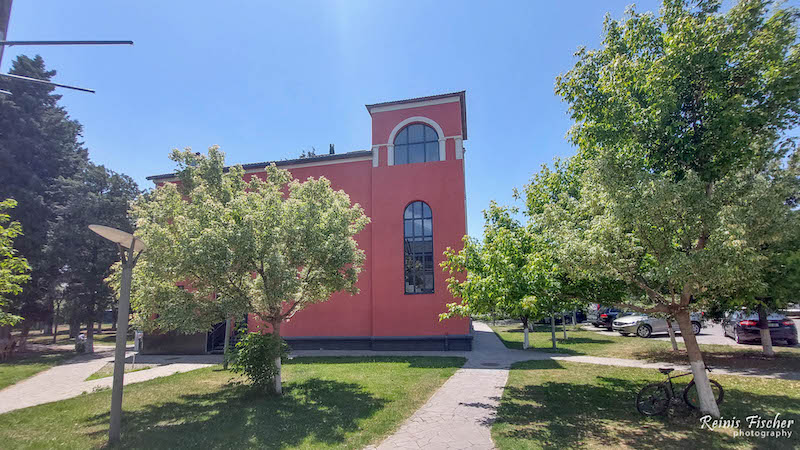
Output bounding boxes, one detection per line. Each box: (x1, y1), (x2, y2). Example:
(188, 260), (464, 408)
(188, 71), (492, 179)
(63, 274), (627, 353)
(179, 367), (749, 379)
(403, 201), (434, 294)
(394, 123), (440, 165)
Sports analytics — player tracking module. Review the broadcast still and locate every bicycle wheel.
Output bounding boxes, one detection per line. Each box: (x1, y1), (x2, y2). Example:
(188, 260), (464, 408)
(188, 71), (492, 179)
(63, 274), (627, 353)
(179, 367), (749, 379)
(683, 379), (724, 409)
(637, 383), (670, 416)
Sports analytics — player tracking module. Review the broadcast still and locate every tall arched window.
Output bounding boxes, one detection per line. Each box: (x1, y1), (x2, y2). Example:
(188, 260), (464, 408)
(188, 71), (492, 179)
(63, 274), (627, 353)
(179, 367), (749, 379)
(403, 201), (434, 294)
(394, 123), (440, 165)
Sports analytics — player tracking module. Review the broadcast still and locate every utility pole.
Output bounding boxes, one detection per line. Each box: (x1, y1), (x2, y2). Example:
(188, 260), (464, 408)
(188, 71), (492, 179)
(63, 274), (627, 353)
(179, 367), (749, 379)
(0, 0), (12, 68)
(0, 0), (131, 94)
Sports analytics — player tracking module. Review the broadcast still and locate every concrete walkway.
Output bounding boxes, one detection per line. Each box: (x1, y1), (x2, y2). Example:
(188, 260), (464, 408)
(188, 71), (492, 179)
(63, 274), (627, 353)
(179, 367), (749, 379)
(364, 321), (800, 450)
(0, 351), (219, 414)
(2, 321), (797, 449)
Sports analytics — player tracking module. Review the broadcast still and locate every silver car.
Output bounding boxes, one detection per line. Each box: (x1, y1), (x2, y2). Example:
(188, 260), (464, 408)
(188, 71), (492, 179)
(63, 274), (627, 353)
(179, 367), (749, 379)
(612, 313), (703, 338)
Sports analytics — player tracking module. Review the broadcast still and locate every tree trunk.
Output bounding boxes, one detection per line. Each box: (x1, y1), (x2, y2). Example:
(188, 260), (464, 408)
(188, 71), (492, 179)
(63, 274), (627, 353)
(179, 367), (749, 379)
(20, 321), (31, 338)
(52, 302), (61, 344)
(69, 313), (80, 338)
(666, 319), (679, 352)
(563, 316), (568, 340)
(675, 309), (719, 417)
(757, 304), (774, 357)
(573, 310), (578, 330)
(521, 317), (529, 349)
(111, 306), (118, 331)
(86, 320), (95, 353)
(271, 320), (283, 395)
(550, 315), (557, 349)
(223, 316), (232, 369)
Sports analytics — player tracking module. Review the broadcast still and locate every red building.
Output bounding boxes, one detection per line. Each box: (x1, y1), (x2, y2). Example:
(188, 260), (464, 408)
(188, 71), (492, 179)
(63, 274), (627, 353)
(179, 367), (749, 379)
(145, 92), (471, 352)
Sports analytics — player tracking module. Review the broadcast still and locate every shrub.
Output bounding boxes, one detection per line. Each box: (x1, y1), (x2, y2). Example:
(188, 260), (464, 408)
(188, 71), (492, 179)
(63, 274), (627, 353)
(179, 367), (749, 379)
(229, 332), (288, 392)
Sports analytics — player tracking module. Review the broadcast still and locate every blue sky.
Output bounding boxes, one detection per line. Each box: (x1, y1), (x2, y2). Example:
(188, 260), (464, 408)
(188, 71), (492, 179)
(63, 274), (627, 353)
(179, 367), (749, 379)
(4, 0), (670, 235)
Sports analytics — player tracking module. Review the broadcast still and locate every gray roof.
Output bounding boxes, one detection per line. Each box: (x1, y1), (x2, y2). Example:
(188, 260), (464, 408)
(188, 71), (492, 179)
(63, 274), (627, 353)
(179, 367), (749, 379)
(146, 150), (372, 182)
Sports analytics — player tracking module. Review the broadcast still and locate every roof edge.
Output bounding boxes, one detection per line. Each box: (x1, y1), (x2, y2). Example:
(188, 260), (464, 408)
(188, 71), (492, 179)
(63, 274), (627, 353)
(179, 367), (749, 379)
(146, 150), (372, 181)
(365, 91), (467, 140)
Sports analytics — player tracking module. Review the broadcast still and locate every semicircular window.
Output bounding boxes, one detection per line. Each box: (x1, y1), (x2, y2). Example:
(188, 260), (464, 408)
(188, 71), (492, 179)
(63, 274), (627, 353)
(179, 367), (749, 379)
(394, 123), (440, 165)
(403, 201), (434, 294)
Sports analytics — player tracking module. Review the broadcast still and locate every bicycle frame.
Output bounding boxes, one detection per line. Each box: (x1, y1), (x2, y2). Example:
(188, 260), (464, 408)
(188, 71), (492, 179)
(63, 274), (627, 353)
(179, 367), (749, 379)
(663, 371), (693, 397)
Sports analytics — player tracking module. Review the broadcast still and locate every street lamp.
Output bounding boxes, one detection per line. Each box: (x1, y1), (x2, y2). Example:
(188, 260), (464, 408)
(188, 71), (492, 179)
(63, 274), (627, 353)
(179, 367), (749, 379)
(88, 224), (145, 444)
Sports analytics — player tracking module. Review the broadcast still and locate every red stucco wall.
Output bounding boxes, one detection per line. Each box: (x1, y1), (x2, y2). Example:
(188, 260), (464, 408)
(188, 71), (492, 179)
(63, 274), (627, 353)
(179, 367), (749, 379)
(161, 95), (470, 340)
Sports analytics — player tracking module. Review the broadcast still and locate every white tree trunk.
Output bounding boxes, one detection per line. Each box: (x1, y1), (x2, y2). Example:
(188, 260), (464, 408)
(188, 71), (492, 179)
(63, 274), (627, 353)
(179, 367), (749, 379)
(676, 310), (719, 417)
(550, 315), (557, 349)
(758, 306), (774, 357)
(523, 327), (529, 349)
(274, 355), (282, 395)
(573, 311), (578, 330)
(666, 320), (679, 352)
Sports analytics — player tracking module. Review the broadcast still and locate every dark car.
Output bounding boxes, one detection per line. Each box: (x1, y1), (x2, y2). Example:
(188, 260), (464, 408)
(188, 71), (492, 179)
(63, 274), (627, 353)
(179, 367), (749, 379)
(535, 310), (587, 325)
(591, 307), (628, 330)
(722, 311), (798, 346)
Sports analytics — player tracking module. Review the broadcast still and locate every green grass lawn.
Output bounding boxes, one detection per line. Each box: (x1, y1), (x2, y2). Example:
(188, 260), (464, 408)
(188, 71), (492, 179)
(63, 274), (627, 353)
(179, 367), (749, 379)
(493, 360), (800, 449)
(490, 324), (800, 373)
(85, 363), (154, 381)
(0, 356), (465, 449)
(0, 351), (75, 391)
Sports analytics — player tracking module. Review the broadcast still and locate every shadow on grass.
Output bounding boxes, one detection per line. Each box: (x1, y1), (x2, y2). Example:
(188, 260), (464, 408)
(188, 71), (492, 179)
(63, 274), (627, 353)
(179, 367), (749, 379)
(286, 356), (466, 369)
(631, 348), (800, 375)
(87, 377), (388, 449)
(494, 362), (800, 449)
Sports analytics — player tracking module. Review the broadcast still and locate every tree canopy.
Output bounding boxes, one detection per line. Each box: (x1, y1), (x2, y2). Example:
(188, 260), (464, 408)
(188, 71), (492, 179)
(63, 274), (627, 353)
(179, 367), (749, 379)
(128, 147), (370, 393)
(539, 0), (800, 417)
(0, 55), (89, 326)
(0, 199), (29, 326)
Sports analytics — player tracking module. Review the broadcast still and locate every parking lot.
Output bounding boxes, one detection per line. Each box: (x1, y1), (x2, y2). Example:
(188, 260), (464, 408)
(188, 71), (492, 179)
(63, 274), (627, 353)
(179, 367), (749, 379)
(583, 318), (800, 348)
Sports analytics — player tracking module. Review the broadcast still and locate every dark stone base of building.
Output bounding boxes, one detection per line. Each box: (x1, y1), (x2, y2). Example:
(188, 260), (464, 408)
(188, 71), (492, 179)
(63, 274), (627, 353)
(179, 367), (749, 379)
(142, 333), (473, 354)
(141, 331), (207, 355)
(285, 335), (473, 351)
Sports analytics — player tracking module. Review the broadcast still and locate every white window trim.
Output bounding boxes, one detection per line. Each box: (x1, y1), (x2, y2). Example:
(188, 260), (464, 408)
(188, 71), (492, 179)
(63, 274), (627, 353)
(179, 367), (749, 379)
(386, 117), (446, 166)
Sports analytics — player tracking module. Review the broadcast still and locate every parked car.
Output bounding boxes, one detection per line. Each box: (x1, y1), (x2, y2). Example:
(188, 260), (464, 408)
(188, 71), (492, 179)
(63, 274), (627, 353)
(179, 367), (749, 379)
(783, 303), (800, 317)
(722, 311), (798, 346)
(535, 310), (587, 325)
(612, 314), (703, 338)
(591, 307), (630, 330)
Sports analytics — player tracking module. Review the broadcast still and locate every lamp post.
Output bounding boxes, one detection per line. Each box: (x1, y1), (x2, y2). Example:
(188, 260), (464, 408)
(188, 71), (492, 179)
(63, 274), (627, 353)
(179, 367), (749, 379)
(88, 224), (145, 445)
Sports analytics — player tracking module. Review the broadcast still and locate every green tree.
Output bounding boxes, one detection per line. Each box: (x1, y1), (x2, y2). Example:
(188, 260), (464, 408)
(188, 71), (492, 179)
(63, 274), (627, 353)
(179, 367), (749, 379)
(441, 203), (539, 348)
(46, 163), (140, 352)
(0, 55), (89, 333)
(709, 155), (800, 355)
(0, 199), (29, 326)
(551, 0), (800, 416)
(441, 202), (613, 349)
(130, 147), (369, 394)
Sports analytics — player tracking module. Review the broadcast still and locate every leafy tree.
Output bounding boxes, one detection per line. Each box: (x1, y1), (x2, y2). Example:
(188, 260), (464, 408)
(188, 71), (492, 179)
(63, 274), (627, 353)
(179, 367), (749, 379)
(442, 202), (612, 349)
(551, 0), (800, 416)
(441, 203), (539, 348)
(46, 163), (139, 352)
(708, 155), (800, 354)
(0, 199), (29, 326)
(130, 147), (369, 394)
(0, 55), (88, 333)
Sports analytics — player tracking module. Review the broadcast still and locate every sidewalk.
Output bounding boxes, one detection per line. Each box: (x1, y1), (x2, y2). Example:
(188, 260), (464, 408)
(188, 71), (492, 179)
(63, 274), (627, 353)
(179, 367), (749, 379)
(366, 321), (800, 449)
(0, 351), (219, 414)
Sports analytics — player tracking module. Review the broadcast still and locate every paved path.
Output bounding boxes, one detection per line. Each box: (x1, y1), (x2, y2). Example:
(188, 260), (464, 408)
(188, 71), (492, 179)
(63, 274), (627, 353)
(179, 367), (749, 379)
(365, 321), (800, 450)
(0, 352), (218, 414)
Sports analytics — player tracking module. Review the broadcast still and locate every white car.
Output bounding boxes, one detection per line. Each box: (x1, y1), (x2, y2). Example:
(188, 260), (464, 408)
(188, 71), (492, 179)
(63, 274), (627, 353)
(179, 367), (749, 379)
(612, 313), (703, 338)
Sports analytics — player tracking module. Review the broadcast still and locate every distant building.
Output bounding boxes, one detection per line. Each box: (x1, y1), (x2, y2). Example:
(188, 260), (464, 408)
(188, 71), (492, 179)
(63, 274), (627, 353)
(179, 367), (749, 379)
(144, 92), (471, 353)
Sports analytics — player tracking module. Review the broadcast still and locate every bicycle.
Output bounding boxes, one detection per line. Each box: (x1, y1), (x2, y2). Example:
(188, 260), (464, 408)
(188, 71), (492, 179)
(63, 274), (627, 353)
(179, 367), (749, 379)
(636, 367), (724, 416)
